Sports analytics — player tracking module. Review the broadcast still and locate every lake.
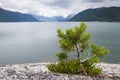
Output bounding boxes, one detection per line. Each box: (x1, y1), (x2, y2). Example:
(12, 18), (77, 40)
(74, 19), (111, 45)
(0, 22), (120, 64)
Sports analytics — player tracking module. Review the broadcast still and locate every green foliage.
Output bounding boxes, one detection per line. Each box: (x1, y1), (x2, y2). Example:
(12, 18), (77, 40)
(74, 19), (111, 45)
(56, 52), (68, 61)
(117, 62), (120, 64)
(91, 43), (110, 58)
(56, 22), (109, 61)
(57, 23), (91, 52)
(47, 59), (102, 75)
(82, 59), (102, 76)
(47, 23), (109, 76)
(47, 60), (82, 74)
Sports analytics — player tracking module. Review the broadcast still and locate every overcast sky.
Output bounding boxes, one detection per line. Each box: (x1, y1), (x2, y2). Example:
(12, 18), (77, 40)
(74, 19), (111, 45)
(0, 0), (120, 17)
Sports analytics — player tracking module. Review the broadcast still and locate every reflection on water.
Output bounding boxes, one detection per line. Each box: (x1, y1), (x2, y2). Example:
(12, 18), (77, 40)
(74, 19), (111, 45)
(0, 22), (120, 64)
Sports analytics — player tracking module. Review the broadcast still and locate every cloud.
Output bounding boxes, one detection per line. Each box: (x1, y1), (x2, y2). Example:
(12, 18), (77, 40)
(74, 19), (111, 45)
(86, 0), (104, 2)
(85, 0), (120, 3)
(0, 0), (120, 17)
(0, 0), (72, 17)
(47, 0), (72, 8)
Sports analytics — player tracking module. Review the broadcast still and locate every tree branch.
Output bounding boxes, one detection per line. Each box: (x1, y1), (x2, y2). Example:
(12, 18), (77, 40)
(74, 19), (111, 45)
(81, 54), (96, 63)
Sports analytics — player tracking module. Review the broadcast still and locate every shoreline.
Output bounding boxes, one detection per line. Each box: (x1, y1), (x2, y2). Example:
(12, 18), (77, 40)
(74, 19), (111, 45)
(0, 62), (120, 80)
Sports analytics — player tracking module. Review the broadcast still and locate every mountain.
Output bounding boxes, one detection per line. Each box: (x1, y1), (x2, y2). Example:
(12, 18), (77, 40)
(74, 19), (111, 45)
(33, 15), (65, 21)
(65, 14), (75, 21)
(70, 7), (120, 22)
(1, 7), (120, 22)
(0, 8), (38, 22)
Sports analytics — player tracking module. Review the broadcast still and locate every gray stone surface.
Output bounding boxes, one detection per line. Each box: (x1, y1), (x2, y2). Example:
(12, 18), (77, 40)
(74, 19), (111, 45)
(96, 63), (120, 77)
(0, 63), (120, 80)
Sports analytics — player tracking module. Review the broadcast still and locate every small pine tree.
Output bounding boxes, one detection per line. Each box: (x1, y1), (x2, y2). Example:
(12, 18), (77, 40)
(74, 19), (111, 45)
(48, 23), (109, 75)
(57, 23), (91, 61)
(57, 23), (109, 62)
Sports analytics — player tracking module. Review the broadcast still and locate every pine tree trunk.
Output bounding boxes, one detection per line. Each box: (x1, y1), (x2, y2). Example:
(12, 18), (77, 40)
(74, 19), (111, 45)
(75, 44), (87, 75)
(75, 44), (80, 62)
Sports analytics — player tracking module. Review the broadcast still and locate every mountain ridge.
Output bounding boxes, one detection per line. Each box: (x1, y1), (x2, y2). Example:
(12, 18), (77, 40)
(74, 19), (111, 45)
(0, 8), (38, 22)
(0, 7), (120, 22)
(33, 15), (65, 22)
(70, 7), (120, 22)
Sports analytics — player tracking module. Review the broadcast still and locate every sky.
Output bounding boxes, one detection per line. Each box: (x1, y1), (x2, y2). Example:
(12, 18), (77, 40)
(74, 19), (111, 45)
(0, 0), (120, 17)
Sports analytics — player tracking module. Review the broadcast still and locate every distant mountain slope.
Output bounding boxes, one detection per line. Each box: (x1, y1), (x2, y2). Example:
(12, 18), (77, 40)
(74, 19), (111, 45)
(65, 14), (75, 21)
(0, 8), (38, 22)
(70, 7), (120, 22)
(33, 15), (65, 22)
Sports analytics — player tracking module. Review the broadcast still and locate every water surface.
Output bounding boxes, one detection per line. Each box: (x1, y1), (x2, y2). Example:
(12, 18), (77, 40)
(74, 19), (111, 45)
(0, 22), (120, 64)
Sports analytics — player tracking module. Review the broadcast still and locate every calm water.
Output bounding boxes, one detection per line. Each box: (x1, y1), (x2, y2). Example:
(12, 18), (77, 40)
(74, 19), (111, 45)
(0, 22), (120, 64)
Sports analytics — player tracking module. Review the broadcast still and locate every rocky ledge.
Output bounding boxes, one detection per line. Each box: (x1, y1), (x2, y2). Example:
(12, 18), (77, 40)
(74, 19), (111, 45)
(0, 63), (120, 80)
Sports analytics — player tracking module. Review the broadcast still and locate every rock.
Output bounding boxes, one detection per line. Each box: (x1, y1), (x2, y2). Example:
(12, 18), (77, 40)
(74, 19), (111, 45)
(96, 63), (120, 78)
(6, 69), (16, 76)
(0, 63), (119, 80)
